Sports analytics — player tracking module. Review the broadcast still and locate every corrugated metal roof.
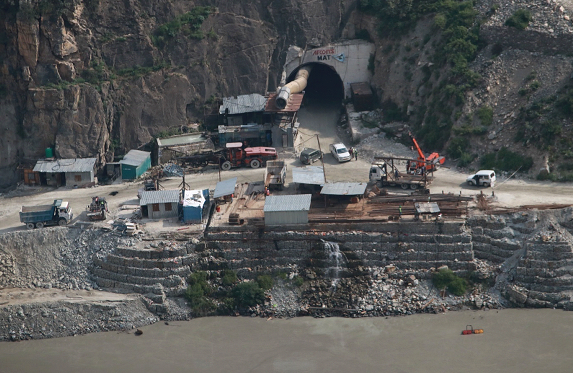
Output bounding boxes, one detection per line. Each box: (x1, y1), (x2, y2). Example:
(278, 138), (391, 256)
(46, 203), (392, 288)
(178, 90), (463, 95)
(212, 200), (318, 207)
(415, 202), (441, 214)
(157, 133), (208, 147)
(219, 94), (267, 115)
(213, 177), (237, 198)
(139, 190), (180, 206)
(264, 194), (312, 212)
(265, 93), (304, 112)
(320, 182), (367, 196)
(33, 158), (96, 173)
(292, 166), (325, 185)
(120, 150), (151, 167)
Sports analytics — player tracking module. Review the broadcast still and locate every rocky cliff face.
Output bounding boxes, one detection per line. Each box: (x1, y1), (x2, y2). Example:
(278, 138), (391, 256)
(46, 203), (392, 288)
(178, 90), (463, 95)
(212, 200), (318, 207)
(0, 0), (353, 190)
(3, 0), (573, 190)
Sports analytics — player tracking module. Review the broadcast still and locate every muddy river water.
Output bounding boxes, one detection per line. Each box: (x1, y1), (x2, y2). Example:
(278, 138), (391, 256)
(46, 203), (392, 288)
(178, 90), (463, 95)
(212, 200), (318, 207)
(1, 309), (573, 373)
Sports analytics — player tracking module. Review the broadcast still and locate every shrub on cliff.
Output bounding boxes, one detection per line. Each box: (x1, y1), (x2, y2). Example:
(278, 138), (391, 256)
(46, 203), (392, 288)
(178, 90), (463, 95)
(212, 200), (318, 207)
(505, 9), (532, 30)
(230, 282), (265, 308)
(432, 268), (467, 296)
(221, 270), (238, 286)
(185, 271), (216, 316)
(256, 275), (274, 291)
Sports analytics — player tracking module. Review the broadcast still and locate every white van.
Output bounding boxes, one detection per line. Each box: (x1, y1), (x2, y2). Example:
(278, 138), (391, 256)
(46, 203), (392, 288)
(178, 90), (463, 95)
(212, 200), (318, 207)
(466, 170), (496, 187)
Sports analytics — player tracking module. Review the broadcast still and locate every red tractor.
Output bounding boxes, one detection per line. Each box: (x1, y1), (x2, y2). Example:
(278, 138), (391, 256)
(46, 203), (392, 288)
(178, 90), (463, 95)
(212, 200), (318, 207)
(220, 142), (278, 171)
(407, 133), (445, 175)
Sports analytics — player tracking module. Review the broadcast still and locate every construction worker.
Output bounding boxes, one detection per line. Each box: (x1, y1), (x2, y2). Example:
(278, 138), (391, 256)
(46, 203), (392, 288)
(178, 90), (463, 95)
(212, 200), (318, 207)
(399, 205), (402, 218)
(354, 148), (358, 161)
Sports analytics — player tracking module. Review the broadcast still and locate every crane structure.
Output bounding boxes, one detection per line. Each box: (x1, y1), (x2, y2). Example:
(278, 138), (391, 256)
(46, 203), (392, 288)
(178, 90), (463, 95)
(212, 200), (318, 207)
(407, 133), (445, 175)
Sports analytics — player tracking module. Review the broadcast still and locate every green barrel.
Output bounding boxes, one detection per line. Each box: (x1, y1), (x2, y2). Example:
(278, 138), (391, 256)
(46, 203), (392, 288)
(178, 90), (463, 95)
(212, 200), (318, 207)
(45, 147), (53, 158)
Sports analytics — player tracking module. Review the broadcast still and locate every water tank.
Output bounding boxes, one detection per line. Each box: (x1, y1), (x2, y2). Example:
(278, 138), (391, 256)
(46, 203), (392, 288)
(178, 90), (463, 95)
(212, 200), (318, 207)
(45, 147), (53, 158)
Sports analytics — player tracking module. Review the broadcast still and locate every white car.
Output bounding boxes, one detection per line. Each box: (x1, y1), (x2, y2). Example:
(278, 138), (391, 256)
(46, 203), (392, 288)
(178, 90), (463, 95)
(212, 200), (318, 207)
(329, 143), (351, 162)
(467, 170), (496, 187)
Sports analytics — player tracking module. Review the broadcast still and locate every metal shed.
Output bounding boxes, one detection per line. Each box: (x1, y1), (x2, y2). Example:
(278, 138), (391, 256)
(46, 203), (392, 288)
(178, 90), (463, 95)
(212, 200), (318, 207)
(139, 190), (180, 219)
(33, 158), (97, 187)
(181, 189), (209, 223)
(214, 177), (237, 199)
(320, 182), (367, 196)
(156, 133), (214, 164)
(120, 150), (151, 180)
(264, 194), (312, 226)
(219, 94), (268, 126)
(350, 82), (374, 111)
(292, 166), (325, 186)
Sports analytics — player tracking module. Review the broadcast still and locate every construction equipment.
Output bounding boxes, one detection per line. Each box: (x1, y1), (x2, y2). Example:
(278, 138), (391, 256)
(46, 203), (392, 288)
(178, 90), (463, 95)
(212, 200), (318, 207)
(86, 196), (108, 221)
(219, 142), (278, 171)
(177, 143), (278, 171)
(370, 157), (433, 190)
(20, 200), (73, 229)
(264, 160), (287, 190)
(407, 133), (445, 175)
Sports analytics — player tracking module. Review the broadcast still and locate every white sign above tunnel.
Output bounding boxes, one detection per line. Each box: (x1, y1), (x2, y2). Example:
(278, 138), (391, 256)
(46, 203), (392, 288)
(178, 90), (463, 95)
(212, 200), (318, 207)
(284, 40), (374, 98)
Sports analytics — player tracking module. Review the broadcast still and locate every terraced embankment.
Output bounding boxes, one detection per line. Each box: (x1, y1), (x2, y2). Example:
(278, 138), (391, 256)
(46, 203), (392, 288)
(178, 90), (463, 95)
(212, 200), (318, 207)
(2, 208), (573, 340)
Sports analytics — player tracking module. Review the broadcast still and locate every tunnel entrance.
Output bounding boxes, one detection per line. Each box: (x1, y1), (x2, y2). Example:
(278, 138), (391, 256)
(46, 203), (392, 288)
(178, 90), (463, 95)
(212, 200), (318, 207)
(287, 63), (344, 108)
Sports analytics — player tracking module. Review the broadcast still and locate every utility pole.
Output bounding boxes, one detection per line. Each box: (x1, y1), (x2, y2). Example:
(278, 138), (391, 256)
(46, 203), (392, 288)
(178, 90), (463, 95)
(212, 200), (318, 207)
(316, 134), (327, 183)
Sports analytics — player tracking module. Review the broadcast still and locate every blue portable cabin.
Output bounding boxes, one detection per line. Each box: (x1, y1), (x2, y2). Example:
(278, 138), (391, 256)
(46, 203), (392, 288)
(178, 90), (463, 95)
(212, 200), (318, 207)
(120, 150), (151, 180)
(181, 189), (209, 223)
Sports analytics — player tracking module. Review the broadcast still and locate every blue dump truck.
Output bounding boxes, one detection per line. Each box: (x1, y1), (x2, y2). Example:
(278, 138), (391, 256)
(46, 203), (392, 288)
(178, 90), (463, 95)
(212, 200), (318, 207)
(20, 199), (73, 229)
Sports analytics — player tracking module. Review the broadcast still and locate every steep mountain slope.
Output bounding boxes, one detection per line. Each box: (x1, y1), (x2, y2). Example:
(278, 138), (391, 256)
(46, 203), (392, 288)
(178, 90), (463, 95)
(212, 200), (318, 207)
(2, 0), (573, 190)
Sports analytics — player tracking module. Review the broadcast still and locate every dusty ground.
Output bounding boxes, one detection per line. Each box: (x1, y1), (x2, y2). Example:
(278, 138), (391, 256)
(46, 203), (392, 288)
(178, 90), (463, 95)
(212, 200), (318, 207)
(0, 288), (138, 307)
(2, 101), (573, 306)
(2, 102), (573, 234)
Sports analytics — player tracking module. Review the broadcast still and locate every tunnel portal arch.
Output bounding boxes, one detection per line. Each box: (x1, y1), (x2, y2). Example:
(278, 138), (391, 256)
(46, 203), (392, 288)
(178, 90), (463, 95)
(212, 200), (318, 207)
(286, 62), (345, 107)
(282, 40), (375, 101)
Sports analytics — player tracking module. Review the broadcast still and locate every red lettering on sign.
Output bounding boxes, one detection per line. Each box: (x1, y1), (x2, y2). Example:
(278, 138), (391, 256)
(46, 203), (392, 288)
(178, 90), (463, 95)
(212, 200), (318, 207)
(312, 48), (335, 56)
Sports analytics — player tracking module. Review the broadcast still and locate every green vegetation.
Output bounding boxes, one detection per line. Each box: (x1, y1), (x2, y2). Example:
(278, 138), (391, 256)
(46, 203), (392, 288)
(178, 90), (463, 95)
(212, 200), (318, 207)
(432, 268), (467, 296)
(293, 276), (304, 287)
(230, 282), (265, 308)
(505, 9), (532, 30)
(256, 274), (274, 291)
(152, 7), (214, 47)
(184, 270), (272, 316)
(447, 137), (475, 167)
(221, 270), (238, 286)
(185, 271), (216, 316)
(480, 147), (533, 172)
(381, 99), (407, 122)
(476, 105), (493, 126)
(116, 61), (170, 78)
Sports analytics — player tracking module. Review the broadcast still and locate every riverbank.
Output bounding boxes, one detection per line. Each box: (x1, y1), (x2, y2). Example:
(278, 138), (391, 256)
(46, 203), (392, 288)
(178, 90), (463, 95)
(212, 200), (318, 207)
(2, 309), (573, 373)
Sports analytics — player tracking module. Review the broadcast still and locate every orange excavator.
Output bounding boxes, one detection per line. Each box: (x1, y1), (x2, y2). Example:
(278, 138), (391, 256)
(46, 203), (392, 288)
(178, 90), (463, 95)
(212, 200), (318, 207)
(407, 132), (445, 175)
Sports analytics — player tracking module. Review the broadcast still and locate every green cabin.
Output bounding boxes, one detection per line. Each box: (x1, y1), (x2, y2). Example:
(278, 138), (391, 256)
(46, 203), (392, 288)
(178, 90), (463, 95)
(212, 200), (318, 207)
(120, 150), (151, 180)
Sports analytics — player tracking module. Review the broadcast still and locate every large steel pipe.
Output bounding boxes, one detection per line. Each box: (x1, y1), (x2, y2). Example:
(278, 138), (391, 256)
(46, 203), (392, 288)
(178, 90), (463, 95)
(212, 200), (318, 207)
(276, 66), (312, 109)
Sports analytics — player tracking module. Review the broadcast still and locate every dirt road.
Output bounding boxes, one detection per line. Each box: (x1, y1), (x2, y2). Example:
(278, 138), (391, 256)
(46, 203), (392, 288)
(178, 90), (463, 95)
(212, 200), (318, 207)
(2, 102), (573, 233)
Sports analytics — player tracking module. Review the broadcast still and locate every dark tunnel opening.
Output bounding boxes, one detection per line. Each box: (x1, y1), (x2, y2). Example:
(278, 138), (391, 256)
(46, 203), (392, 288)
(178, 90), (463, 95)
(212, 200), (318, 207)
(287, 63), (344, 109)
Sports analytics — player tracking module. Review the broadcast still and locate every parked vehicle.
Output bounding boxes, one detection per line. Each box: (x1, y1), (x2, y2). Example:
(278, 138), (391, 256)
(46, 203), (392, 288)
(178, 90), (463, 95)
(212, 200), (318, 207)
(177, 143), (278, 171)
(20, 199), (73, 229)
(329, 143), (351, 162)
(264, 160), (287, 190)
(86, 196), (108, 221)
(220, 142), (278, 171)
(467, 170), (496, 187)
(370, 161), (432, 190)
(299, 148), (322, 165)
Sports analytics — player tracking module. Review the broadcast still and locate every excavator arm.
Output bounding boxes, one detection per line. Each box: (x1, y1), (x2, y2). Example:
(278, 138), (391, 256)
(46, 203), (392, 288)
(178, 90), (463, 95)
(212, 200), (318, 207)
(409, 132), (426, 162)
